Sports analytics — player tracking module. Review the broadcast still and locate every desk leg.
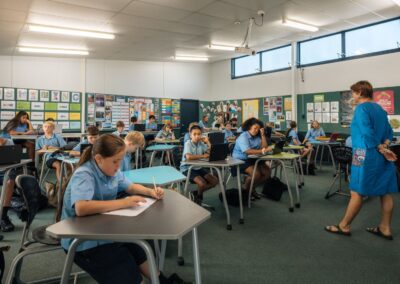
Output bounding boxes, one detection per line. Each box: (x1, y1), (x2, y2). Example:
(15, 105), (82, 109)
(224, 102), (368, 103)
(159, 240), (167, 271)
(61, 239), (83, 284)
(183, 166), (193, 197)
(135, 240), (160, 284)
(177, 237), (184, 266)
(57, 161), (66, 207)
(319, 145), (324, 169)
(135, 148), (139, 169)
(314, 145), (320, 169)
(0, 169), (11, 221)
(293, 160), (301, 208)
(248, 159), (261, 209)
(328, 145), (336, 171)
(236, 165), (244, 224)
(39, 153), (47, 187)
(192, 227), (202, 284)
(214, 167), (231, 230)
(149, 151), (156, 167)
(279, 161), (294, 212)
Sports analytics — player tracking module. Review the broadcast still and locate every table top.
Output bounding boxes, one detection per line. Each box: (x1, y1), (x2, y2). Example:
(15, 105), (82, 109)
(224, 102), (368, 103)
(310, 141), (341, 145)
(146, 144), (176, 151)
(124, 166), (186, 186)
(0, 159), (32, 172)
(56, 156), (80, 164)
(46, 189), (210, 240)
(155, 139), (181, 144)
(283, 145), (304, 150)
(61, 133), (84, 138)
(249, 152), (300, 160)
(10, 134), (38, 140)
(182, 157), (244, 167)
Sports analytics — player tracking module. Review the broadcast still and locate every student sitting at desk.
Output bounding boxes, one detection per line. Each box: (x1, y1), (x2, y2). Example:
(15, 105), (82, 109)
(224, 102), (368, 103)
(70, 126), (100, 157)
(112, 121), (127, 137)
(61, 134), (187, 284)
(232, 118), (272, 199)
(211, 113), (224, 129)
(146, 115), (157, 131)
(223, 122), (235, 143)
(0, 138), (18, 232)
(2, 111), (35, 159)
(155, 123), (175, 141)
(303, 120), (325, 143)
(180, 125), (218, 205)
(183, 122), (198, 144)
(230, 117), (238, 128)
(129, 116), (138, 131)
(286, 121), (314, 163)
(198, 115), (209, 131)
(36, 121), (67, 181)
(121, 131), (145, 172)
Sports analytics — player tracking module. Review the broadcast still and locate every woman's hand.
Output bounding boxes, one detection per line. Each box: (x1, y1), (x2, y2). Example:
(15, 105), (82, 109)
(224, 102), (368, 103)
(382, 149), (397, 162)
(124, 196), (146, 207)
(148, 187), (164, 200)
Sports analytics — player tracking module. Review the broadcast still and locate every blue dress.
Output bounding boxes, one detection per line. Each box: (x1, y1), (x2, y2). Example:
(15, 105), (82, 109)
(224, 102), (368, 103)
(349, 102), (397, 196)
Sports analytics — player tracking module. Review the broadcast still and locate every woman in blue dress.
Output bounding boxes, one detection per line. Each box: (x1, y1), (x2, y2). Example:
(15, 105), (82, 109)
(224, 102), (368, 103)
(326, 81), (397, 240)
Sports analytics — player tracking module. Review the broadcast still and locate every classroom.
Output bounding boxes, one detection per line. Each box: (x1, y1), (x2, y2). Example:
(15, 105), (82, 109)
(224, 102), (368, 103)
(0, 0), (399, 283)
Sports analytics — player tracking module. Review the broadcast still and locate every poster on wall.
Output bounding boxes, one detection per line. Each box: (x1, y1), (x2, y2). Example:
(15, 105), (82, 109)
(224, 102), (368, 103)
(4, 88), (14, 100)
(284, 98), (292, 111)
(39, 90), (50, 102)
(286, 111), (292, 121)
(373, 90), (394, 114)
(388, 115), (400, 132)
(61, 91), (70, 102)
(263, 98), (269, 115)
(314, 113), (322, 123)
(331, 101), (339, 112)
(242, 99), (259, 121)
(322, 102), (330, 113)
(51, 91), (60, 102)
(307, 103), (314, 113)
(331, 113), (339, 123)
(0, 88), (2, 100)
(307, 112), (314, 123)
(17, 89), (27, 100)
(340, 91), (354, 128)
(29, 90), (39, 101)
(0, 111), (15, 120)
(1, 100), (15, 109)
(322, 113), (331, 123)
(71, 92), (80, 103)
(314, 102), (322, 113)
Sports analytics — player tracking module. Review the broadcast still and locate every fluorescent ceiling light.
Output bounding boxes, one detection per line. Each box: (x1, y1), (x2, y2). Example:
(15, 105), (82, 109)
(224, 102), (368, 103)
(209, 44), (235, 51)
(282, 19), (318, 32)
(175, 56), (208, 61)
(28, 25), (115, 39)
(19, 47), (89, 55)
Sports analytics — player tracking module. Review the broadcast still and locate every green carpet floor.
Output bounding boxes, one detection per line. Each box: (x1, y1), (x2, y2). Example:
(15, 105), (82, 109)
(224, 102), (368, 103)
(1, 164), (399, 283)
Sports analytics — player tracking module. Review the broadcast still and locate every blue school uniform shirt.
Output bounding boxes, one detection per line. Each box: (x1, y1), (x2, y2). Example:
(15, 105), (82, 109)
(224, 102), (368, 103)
(180, 140), (208, 172)
(1, 124), (29, 138)
(72, 139), (89, 152)
(61, 159), (131, 252)
(156, 130), (173, 139)
(287, 129), (299, 145)
(35, 134), (66, 151)
(146, 122), (157, 130)
(232, 131), (261, 160)
(183, 132), (190, 144)
(305, 127), (325, 142)
(120, 152), (132, 171)
(129, 124), (135, 131)
(198, 120), (208, 130)
(223, 129), (234, 143)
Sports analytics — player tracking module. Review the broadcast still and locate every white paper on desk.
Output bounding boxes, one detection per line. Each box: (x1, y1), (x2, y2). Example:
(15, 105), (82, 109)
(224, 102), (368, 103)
(103, 198), (156, 217)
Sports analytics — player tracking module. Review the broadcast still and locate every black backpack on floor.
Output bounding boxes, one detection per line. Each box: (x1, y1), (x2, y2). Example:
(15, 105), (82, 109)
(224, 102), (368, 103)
(262, 177), (287, 201)
(219, 188), (249, 207)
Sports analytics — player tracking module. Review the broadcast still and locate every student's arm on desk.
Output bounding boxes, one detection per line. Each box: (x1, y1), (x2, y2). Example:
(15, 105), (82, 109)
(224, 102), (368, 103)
(75, 197), (147, 217)
(69, 150), (80, 157)
(125, 183), (164, 200)
(186, 153), (209, 160)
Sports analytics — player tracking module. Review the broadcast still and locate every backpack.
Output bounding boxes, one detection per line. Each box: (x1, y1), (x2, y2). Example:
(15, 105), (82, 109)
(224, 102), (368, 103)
(218, 188), (249, 207)
(262, 177), (287, 201)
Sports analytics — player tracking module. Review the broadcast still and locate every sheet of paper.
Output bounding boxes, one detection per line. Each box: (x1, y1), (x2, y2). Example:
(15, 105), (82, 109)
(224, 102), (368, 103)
(103, 198), (157, 217)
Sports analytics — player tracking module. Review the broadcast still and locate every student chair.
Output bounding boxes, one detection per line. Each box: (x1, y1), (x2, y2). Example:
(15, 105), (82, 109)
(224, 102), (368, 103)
(5, 175), (81, 284)
(325, 146), (352, 199)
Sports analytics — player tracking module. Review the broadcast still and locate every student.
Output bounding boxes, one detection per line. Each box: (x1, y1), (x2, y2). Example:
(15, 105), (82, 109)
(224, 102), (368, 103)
(223, 122), (235, 143)
(112, 121), (127, 137)
(146, 115), (157, 131)
(61, 134), (186, 284)
(35, 121), (67, 181)
(198, 115), (209, 131)
(0, 138), (18, 232)
(183, 122), (198, 144)
(230, 117), (238, 128)
(345, 136), (352, 148)
(2, 111), (35, 159)
(70, 126), (100, 156)
(180, 125), (218, 204)
(155, 123), (175, 141)
(129, 116), (138, 131)
(265, 122), (285, 141)
(121, 131), (145, 172)
(303, 120), (325, 143)
(212, 114), (224, 129)
(286, 121), (314, 161)
(232, 118), (272, 199)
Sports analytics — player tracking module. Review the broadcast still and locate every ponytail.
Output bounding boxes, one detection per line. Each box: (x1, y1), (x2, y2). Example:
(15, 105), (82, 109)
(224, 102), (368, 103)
(285, 121), (297, 137)
(77, 134), (126, 167)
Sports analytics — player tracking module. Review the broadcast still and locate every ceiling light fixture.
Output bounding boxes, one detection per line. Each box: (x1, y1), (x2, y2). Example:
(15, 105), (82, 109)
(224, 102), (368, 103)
(282, 18), (319, 32)
(18, 47), (89, 55)
(208, 44), (235, 51)
(28, 25), (115, 39)
(175, 56), (208, 62)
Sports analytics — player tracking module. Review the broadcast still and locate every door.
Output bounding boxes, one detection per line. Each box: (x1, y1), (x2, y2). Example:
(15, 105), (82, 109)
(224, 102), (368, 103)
(180, 99), (199, 134)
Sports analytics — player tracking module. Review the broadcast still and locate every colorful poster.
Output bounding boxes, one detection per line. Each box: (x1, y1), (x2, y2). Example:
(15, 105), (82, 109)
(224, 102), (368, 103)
(40, 90), (50, 101)
(161, 99), (172, 114)
(31, 102), (44, 110)
(388, 115), (400, 132)
(373, 90), (394, 115)
(29, 89), (39, 101)
(242, 99), (259, 121)
(263, 98), (269, 115)
(284, 98), (292, 111)
(51, 90), (60, 102)
(331, 101), (339, 112)
(95, 94), (105, 107)
(340, 91), (354, 128)
(61, 91), (70, 102)
(17, 89), (27, 100)
(45, 112), (57, 120)
(1, 101), (15, 109)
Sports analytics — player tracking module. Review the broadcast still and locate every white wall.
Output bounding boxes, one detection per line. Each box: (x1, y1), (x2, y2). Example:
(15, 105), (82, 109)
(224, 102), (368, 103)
(209, 52), (400, 101)
(0, 55), (210, 100)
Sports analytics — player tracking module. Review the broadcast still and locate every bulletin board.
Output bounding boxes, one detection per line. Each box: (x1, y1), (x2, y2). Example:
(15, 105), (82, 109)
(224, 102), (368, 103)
(160, 99), (180, 127)
(0, 87), (82, 132)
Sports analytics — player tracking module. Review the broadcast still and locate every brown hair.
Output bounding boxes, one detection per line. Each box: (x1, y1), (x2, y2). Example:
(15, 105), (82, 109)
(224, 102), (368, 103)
(78, 134), (125, 167)
(285, 121), (297, 137)
(125, 131), (145, 148)
(86, 125), (99, 136)
(3, 111), (30, 132)
(116, 121), (125, 128)
(187, 122), (198, 131)
(350, 80), (373, 99)
(163, 122), (172, 131)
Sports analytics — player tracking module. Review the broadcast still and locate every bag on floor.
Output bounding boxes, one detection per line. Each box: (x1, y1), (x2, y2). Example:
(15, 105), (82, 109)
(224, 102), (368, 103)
(262, 177), (287, 201)
(302, 163), (316, 175)
(219, 188), (249, 207)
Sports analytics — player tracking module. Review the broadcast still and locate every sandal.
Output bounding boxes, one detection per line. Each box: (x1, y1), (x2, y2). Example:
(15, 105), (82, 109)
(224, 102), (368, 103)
(252, 191), (261, 200)
(366, 227), (393, 241)
(324, 224), (351, 236)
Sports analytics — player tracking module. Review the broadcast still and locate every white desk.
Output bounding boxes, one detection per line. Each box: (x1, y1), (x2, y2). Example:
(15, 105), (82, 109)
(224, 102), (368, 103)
(310, 141), (341, 171)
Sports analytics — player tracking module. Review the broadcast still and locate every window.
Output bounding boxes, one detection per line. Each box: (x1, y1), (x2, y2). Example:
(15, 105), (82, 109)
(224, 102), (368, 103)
(299, 34), (342, 65)
(345, 19), (400, 57)
(233, 54), (260, 77)
(261, 45), (291, 72)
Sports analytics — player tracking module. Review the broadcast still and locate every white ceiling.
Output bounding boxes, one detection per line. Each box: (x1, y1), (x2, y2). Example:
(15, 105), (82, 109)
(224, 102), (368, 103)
(0, 0), (399, 62)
